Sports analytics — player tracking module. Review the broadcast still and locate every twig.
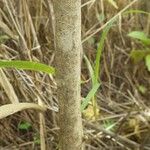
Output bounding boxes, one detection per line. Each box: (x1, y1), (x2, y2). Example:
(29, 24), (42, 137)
(82, 0), (138, 43)
(84, 121), (150, 150)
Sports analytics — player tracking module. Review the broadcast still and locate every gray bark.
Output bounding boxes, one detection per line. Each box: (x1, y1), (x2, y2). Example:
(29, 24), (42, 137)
(53, 0), (84, 150)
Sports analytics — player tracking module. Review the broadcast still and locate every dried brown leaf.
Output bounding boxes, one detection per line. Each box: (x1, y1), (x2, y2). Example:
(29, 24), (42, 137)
(0, 103), (46, 119)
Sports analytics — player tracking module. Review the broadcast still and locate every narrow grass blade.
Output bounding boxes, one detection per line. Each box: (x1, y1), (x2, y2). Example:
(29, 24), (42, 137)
(81, 83), (100, 112)
(0, 103), (46, 119)
(0, 60), (55, 74)
(124, 10), (150, 16)
(94, 24), (112, 84)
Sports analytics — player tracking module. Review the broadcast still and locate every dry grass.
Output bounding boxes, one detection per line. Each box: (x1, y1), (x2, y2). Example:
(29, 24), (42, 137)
(0, 0), (150, 149)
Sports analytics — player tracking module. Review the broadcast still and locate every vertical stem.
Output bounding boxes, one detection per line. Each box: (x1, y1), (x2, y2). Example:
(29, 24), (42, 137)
(53, 0), (83, 150)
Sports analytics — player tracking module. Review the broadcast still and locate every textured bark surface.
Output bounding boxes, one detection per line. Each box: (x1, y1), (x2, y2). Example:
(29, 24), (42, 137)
(53, 0), (83, 150)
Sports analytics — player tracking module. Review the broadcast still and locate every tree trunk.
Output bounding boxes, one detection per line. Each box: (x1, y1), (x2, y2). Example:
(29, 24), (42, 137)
(53, 0), (83, 150)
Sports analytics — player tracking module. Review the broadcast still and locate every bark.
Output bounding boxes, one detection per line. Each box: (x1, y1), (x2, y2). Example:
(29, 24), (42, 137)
(53, 0), (84, 150)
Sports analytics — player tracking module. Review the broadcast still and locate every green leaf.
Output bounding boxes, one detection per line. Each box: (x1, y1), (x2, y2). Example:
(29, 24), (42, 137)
(34, 134), (40, 144)
(18, 121), (32, 130)
(0, 60), (55, 74)
(128, 31), (150, 46)
(130, 49), (150, 63)
(81, 83), (100, 111)
(138, 85), (147, 94)
(145, 55), (150, 72)
(34, 138), (41, 144)
(103, 119), (116, 131)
